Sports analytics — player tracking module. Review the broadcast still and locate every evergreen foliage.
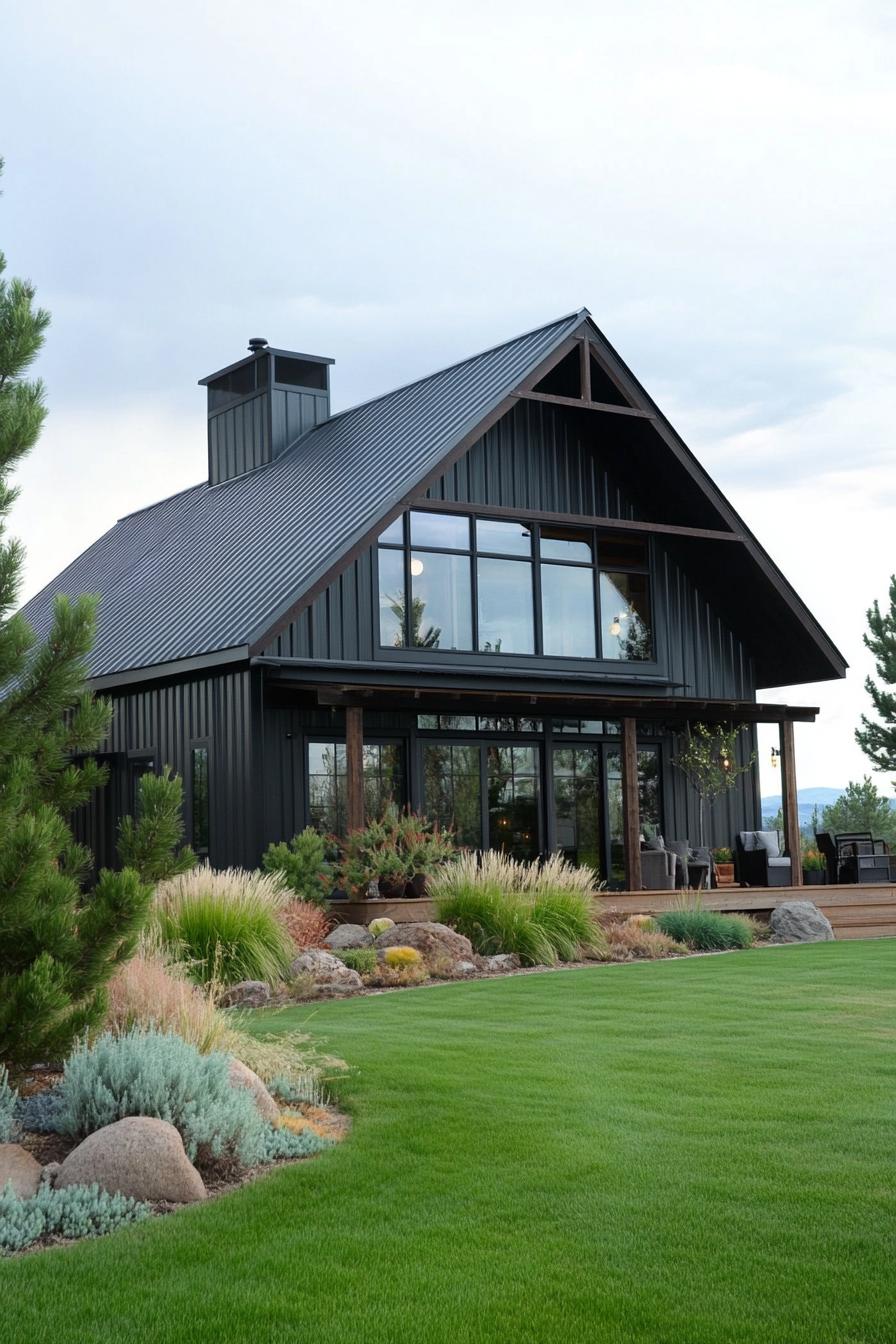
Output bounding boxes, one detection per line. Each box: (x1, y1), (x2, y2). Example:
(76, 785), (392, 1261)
(856, 575), (896, 779)
(262, 826), (331, 906)
(820, 777), (896, 846)
(117, 765), (196, 884)
(0, 1064), (17, 1140)
(0, 163), (150, 1069)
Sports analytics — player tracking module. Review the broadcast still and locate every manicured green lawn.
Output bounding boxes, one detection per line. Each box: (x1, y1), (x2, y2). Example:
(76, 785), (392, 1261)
(3, 942), (895, 1343)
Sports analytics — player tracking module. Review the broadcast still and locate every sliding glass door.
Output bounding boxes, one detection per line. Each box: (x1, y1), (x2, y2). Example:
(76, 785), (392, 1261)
(421, 740), (541, 860)
(605, 746), (660, 886)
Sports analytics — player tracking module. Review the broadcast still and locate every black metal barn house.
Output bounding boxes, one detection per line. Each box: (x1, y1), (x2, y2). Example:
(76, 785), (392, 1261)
(24, 311), (846, 890)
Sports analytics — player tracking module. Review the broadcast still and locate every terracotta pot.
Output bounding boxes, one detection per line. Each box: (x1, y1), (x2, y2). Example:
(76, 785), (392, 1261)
(715, 862), (735, 887)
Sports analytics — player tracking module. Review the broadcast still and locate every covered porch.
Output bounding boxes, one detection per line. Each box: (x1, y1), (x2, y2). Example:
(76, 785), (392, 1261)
(256, 659), (816, 893)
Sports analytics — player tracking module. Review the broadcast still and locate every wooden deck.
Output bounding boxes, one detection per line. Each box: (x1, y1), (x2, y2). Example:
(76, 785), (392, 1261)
(338, 884), (896, 941)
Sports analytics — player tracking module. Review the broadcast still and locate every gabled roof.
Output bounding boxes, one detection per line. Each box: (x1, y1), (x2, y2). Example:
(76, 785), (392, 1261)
(21, 307), (847, 689)
(22, 310), (585, 680)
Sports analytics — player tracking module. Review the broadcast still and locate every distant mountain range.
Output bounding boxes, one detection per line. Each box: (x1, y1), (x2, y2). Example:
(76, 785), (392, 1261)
(761, 787), (896, 828)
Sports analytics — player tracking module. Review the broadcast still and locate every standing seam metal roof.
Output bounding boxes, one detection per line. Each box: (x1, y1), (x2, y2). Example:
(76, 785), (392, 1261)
(22, 310), (586, 678)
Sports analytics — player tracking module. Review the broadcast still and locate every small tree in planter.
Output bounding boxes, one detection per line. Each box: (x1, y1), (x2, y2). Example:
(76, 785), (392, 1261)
(672, 724), (755, 848)
(712, 847), (735, 887)
(801, 846), (827, 885)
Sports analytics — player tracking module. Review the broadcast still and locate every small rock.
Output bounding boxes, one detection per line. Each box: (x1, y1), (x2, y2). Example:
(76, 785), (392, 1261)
(41, 1161), (61, 1188)
(218, 980), (272, 1009)
(770, 901), (834, 944)
(323, 923), (373, 950)
(227, 1058), (280, 1125)
(0, 1144), (42, 1199)
(453, 960), (479, 978)
(290, 949), (363, 994)
(56, 1117), (206, 1204)
(483, 953), (521, 972)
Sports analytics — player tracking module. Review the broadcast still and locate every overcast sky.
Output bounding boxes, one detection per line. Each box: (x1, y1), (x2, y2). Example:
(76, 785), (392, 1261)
(2, 0), (894, 798)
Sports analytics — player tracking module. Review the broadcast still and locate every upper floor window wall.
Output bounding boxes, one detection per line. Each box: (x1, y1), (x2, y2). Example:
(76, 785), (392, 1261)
(377, 510), (653, 662)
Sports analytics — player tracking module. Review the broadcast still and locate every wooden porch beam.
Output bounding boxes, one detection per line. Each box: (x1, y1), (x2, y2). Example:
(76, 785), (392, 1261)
(780, 719), (802, 886)
(511, 389), (653, 419)
(621, 717), (642, 892)
(579, 337), (592, 402)
(345, 704), (365, 833)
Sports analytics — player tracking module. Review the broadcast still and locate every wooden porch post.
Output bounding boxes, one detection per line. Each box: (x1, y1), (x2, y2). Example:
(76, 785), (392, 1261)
(345, 705), (364, 833)
(621, 717), (642, 891)
(780, 718), (802, 887)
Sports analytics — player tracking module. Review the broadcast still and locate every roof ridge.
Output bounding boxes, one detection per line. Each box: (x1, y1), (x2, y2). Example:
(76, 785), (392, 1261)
(322, 307), (590, 425)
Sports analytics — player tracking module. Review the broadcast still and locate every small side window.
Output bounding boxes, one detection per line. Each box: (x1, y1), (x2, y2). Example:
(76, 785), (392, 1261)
(191, 744), (210, 857)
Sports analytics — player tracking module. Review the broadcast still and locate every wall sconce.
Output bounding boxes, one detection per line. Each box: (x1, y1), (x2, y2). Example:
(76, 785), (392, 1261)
(770, 747), (780, 770)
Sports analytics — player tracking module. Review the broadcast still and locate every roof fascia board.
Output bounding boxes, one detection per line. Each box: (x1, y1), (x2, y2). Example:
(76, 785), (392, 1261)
(87, 644), (250, 692)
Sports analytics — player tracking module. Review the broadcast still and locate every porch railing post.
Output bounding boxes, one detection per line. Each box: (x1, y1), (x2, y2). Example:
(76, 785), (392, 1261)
(621, 717), (642, 891)
(345, 704), (365, 834)
(780, 718), (802, 887)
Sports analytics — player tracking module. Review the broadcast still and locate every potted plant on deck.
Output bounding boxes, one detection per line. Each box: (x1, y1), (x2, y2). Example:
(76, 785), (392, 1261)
(712, 846), (735, 888)
(801, 846), (827, 886)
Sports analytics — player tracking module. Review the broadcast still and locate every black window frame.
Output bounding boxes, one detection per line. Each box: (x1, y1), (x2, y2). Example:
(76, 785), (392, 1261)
(304, 735), (407, 834)
(376, 509), (656, 666)
(189, 738), (211, 859)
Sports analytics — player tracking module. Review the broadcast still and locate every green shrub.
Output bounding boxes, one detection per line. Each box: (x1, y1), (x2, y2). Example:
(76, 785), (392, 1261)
(16, 1087), (65, 1134)
(0, 1066), (17, 1142)
(254, 1124), (332, 1162)
(334, 948), (378, 975)
(153, 867), (294, 986)
(56, 1028), (270, 1165)
(368, 917), (395, 938)
(655, 907), (756, 951)
(0, 1182), (150, 1256)
(262, 828), (332, 906)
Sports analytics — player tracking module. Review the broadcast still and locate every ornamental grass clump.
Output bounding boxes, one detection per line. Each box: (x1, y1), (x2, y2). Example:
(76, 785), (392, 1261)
(153, 866), (295, 986)
(655, 905), (756, 951)
(432, 851), (603, 965)
(105, 938), (229, 1053)
(598, 920), (687, 961)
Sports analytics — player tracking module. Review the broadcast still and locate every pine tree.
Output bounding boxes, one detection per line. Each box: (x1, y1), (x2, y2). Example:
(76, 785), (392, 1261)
(0, 161), (150, 1069)
(856, 575), (896, 779)
(117, 766), (197, 884)
(820, 778), (896, 847)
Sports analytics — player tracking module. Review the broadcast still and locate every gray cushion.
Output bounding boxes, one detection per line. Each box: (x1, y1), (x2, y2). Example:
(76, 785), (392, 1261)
(645, 834), (665, 852)
(767, 857), (791, 868)
(752, 831), (781, 858)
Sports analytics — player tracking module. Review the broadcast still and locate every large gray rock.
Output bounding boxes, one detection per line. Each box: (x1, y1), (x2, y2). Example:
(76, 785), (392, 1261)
(0, 1143), (42, 1198)
(56, 1117), (206, 1204)
(290, 949), (364, 994)
(227, 1058), (280, 1125)
(374, 921), (474, 972)
(218, 980), (272, 1009)
(323, 923), (373, 950)
(770, 900), (834, 944)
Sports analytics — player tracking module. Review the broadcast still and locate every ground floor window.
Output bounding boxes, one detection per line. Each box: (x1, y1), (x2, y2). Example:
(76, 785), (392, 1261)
(552, 745), (602, 870)
(421, 740), (542, 862)
(307, 740), (404, 834)
(606, 746), (660, 885)
(190, 743), (210, 857)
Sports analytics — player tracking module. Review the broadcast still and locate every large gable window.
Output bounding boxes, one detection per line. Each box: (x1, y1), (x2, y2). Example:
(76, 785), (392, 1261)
(377, 511), (652, 661)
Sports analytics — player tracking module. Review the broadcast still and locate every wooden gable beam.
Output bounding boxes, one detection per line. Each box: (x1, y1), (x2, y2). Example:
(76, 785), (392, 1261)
(511, 390), (653, 418)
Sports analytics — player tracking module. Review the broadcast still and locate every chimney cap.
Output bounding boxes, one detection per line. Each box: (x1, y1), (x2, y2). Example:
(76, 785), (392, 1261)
(248, 337), (269, 353)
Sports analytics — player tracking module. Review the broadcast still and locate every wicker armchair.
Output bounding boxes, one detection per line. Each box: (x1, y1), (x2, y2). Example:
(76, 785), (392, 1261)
(735, 830), (793, 887)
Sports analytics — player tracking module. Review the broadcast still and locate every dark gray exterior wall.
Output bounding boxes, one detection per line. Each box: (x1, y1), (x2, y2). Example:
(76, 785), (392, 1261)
(73, 667), (261, 872)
